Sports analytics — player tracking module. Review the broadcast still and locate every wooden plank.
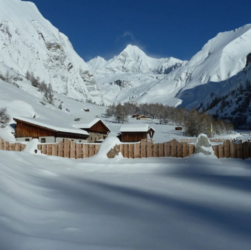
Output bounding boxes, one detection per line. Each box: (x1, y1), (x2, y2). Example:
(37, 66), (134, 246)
(230, 142), (236, 158)
(15, 143), (21, 151)
(47, 144), (52, 155)
(183, 142), (188, 157)
(134, 143), (140, 158)
(177, 142), (182, 158)
(70, 141), (76, 158)
(141, 140), (146, 158)
(4, 141), (9, 151)
(159, 143), (164, 157)
(0, 138), (3, 150)
(95, 145), (100, 155)
(83, 144), (89, 158)
(188, 144), (195, 156)
(243, 142), (249, 159)
(21, 144), (26, 151)
(224, 140), (230, 158)
(58, 141), (64, 157)
(236, 143), (242, 159)
(129, 144), (134, 158)
(164, 142), (170, 157)
(171, 140), (176, 157)
(124, 144), (129, 158)
(37, 144), (42, 151)
(212, 145), (218, 158)
(219, 144), (224, 158)
(89, 144), (95, 157)
(147, 141), (153, 157)
(52, 144), (57, 156)
(64, 139), (70, 158)
(42, 144), (47, 155)
(153, 143), (159, 157)
(76, 144), (81, 159)
(9, 143), (14, 151)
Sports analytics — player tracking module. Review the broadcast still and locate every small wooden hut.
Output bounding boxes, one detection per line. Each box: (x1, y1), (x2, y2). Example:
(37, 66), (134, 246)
(74, 118), (110, 143)
(118, 124), (155, 142)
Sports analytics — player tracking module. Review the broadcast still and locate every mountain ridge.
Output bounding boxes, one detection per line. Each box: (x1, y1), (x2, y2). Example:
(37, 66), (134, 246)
(0, 0), (104, 104)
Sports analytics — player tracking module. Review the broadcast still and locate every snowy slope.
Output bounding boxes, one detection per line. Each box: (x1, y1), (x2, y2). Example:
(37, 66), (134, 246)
(0, 0), (103, 104)
(0, 150), (251, 250)
(89, 25), (251, 107)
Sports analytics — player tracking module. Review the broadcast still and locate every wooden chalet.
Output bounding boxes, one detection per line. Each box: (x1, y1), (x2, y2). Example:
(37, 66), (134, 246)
(74, 118), (110, 143)
(118, 124), (155, 142)
(131, 113), (140, 118)
(14, 117), (89, 143)
(136, 115), (149, 120)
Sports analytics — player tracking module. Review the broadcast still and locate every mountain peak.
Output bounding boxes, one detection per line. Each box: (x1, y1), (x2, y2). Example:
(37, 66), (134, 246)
(120, 44), (147, 58)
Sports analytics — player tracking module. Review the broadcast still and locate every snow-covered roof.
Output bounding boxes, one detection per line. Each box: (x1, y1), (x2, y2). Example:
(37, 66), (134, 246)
(73, 118), (110, 131)
(119, 124), (154, 132)
(14, 116), (89, 136)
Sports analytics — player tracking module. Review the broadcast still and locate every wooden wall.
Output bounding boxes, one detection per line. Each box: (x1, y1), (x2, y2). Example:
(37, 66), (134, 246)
(14, 119), (88, 140)
(120, 132), (148, 142)
(15, 120), (55, 138)
(84, 121), (110, 134)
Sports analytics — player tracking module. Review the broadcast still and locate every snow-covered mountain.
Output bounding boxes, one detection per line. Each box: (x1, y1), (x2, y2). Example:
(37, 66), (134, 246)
(89, 25), (251, 108)
(0, 0), (103, 104)
(190, 54), (251, 128)
(88, 45), (185, 74)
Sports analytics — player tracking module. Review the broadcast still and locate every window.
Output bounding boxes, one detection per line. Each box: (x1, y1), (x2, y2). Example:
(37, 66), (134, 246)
(25, 138), (30, 142)
(41, 138), (46, 143)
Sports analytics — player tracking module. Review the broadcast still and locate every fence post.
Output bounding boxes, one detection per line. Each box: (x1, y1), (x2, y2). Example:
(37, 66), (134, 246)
(70, 141), (76, 158)
(236, 143), (242, 159)
(224, 140), (230, 158)
(129, 144), (134, 158)
(153, 143), (159, 157)
(177, 142), (182, 158)
(52, 144), (57, 156)
(188, 144), (195, 156)
(164, 142), (169, 157)
(141, 140), (146, 158)
(147, 141), (153, 157)
(230, 142), (236, 158)
(159, 143), (164, 157)
(219, 144), (224, 158)
(183, 142), (188, 157)
(134, 143), (140, 158)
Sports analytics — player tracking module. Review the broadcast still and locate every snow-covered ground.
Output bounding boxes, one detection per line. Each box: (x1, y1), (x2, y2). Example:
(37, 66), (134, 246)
(0, 149), (251, 250)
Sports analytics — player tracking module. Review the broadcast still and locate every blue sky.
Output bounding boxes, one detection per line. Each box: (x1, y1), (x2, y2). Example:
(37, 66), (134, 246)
(27, 0), (251, 61)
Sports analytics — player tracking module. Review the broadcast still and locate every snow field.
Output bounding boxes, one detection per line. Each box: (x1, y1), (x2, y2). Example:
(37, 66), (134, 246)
(0, 150), (251, 250)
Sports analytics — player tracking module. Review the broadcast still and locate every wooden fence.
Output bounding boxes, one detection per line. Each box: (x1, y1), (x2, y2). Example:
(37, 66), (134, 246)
(0, 137), (250, 160)
(37, 139), (100, 159)
(212, 140), (251, 159)
(0, 138), (26, 151)
(119, 139), (195, 158)
(0, 138), (100, 159)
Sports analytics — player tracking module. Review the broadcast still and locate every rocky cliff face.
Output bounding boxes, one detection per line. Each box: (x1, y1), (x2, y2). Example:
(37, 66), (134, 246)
(0, 0), (103, 104)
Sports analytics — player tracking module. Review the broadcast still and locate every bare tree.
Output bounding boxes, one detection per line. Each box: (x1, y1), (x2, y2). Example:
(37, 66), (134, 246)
(0, 108), (10, 128)
(43, 83), (54, 105)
